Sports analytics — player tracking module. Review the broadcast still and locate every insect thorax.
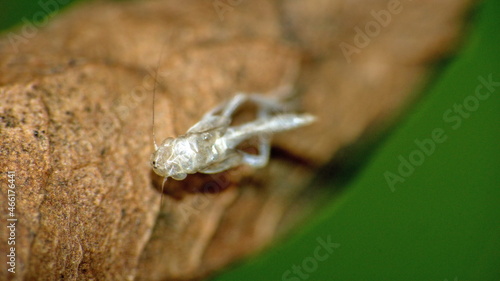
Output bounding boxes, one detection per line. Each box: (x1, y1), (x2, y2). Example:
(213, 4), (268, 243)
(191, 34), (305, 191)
(153, 128), (228, 177)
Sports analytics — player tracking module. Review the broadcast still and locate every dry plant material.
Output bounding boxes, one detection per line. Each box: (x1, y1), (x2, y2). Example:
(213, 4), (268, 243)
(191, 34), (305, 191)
(0, 0), (475, 280)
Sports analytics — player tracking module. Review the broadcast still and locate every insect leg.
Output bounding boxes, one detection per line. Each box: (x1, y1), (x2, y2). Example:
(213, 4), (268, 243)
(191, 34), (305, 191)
(188, 94), (249, 133)
(220, 93), (249, 117)
(198, 93), (246, 119)
(238, 98), (273, 168)
(204, 89), (289, 121)
(199, 152), (243, 174)
(248, 93), (287, 113)
(239, 133), (271, 168)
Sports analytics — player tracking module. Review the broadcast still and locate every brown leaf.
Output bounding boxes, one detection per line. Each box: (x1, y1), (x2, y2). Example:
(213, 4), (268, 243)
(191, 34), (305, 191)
(0, 0), (474, 280)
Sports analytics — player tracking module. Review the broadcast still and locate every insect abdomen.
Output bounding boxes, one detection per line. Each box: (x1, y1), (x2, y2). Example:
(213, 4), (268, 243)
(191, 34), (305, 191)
(225, 114), (315, 146)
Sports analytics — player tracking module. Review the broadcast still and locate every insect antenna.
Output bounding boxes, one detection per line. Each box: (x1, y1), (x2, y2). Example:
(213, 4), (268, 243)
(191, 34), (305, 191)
(151, 43), (169, 207)
(152, 49), (163, 151)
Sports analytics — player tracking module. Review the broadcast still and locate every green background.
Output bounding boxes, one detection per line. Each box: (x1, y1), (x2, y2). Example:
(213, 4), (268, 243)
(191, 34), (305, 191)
(1, 0), (498, 280)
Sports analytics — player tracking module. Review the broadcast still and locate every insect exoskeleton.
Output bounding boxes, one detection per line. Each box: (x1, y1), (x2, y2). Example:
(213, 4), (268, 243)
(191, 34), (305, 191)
(151, 93), (315, 181)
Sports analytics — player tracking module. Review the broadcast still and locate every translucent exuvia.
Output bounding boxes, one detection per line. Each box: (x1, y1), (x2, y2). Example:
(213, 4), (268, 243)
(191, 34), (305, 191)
(151, 92), (315, 181)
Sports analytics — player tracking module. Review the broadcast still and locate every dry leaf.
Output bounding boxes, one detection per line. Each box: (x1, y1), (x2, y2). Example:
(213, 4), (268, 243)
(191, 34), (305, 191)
(0, 0), (474, 280)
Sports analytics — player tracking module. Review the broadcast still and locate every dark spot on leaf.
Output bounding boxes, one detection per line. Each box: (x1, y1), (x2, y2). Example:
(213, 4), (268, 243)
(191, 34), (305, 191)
(1, 110), (19, 128)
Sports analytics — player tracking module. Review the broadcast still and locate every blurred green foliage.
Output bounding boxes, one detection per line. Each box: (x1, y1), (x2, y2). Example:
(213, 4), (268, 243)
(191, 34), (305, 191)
(0, 0), (78, 31)
(1, 0), (498, 280)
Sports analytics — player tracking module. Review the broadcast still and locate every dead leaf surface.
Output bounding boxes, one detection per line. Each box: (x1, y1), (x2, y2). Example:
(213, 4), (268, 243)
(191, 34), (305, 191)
(0, 0), (474, 280)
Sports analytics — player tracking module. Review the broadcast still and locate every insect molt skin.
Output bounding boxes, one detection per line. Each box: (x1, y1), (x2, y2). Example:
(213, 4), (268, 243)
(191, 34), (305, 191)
(151, 93), (315, 181)
(151, 128), (226, 180)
